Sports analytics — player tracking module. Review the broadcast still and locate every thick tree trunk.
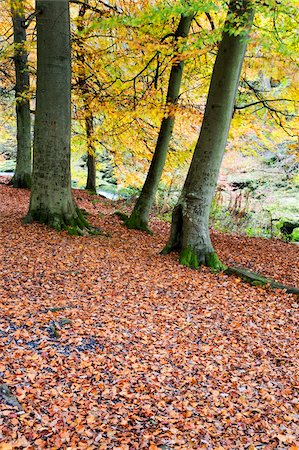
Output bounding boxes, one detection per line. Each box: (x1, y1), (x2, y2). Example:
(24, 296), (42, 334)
(163, 1), (254, 269)
(24, 0), (88, 233)
(126, 14), (193, 233)
(10, 2), (32, 188)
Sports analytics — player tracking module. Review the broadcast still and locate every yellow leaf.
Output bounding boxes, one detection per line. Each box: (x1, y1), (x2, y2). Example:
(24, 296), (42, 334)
(276, 433), (296, 443)
(0, 444), (13, 450)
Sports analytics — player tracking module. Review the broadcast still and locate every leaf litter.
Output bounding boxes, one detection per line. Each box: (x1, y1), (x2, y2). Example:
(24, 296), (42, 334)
(0, 182), (298, 449)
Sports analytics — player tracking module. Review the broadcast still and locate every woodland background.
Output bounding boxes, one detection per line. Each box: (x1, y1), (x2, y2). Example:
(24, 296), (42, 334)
(0, 0), (298, 239)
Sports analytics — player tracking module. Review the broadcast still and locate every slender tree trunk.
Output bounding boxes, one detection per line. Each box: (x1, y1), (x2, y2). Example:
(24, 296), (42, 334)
(10, 1), (32, 188)
(76, 2), (97, 193)
(163, 0), (254, 269)
(85, 111), (97, 192)
(24, 0), (88, 233)
(126, 14), (193, 233)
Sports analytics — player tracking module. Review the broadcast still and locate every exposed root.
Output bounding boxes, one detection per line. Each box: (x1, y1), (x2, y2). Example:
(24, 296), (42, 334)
(23, 206), (93, 235)
(114, 211), (129, 222)
(161, 204), (183, 254)
(225, 266), (299, 297)
(9, 173), (31, 189)
(205, 252), (226, 271)
(125, 212), (153, 235)
(163, 244), (225, 272)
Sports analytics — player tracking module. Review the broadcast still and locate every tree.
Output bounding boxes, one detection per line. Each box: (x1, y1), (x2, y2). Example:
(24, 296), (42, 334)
(24, 0), (88, 233)
(9, 0), (31, 188)
(162, 0), (254, 269)
(75, 1), (97, 193)
(125, 12), (194, 233)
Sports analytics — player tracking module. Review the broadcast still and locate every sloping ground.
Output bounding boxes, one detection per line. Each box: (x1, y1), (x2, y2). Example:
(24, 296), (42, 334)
(213, 231), (299, 288)
(0, 182), (298, 450)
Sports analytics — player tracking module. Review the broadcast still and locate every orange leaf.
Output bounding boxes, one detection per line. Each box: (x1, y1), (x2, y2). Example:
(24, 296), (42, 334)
(149, 445), (159, 450)
(0, 444), (13, 450)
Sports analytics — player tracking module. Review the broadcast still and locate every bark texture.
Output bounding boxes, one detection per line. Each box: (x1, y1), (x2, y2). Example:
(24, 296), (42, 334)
(126, 14), (193, 233)
(10, 2), (32, 188)
(25, 0), (88, 233)
(163, 0), (254, 268)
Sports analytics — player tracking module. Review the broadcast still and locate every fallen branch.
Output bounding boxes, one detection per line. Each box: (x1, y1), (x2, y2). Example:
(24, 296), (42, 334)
(224, 266), (299, 297)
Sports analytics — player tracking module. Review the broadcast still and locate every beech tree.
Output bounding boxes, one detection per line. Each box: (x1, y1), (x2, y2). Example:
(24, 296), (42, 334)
(10, 0), (31, 188)
(163, 0), (254, 269)
(24, 0), (88, 232)
(125, 13), (194, 233)
(75, 2), (97, 193)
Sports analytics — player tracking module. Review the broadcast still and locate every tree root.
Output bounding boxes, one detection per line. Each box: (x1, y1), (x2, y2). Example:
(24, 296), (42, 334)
(114, 211), (129, 222)
(224, 266), (299, 297)
(23, 207), (99, 236)
(161, 242), (298, 297)
(9, 173), (31, 189)
(124, 212), (153, 235)
(178, 247), (225, 271)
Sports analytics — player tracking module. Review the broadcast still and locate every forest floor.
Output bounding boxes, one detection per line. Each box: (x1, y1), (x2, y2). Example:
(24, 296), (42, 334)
(0, 180), (298, 450)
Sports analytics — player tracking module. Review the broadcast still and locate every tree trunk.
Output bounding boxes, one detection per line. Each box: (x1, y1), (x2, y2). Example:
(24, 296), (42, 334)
(24, 0), (88, 233)
(126, 14), (193, 233)
(163, 0), (254, 269)
(76, 2), (97, 193)
(10, 1), (32, 188)
(85, 112), (97, 193)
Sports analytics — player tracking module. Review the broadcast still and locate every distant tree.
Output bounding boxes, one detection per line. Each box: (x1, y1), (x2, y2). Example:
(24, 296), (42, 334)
(9, 0), (31, 188)
(125, 13), (194, 233)
(162, 0), (254, 269)
(75, 1), (97, 194)
(24, 0), (88, 233)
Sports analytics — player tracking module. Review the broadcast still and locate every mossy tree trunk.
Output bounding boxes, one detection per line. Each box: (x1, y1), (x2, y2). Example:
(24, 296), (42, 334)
(125, 13), (194, 233)
(10, 1), (32, 188)
(24, 0), (89, 233)
(163, 0), (254, 269)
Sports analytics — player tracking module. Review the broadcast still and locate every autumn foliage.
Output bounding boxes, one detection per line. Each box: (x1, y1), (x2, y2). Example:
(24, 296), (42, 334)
(0, 181), (298, 449)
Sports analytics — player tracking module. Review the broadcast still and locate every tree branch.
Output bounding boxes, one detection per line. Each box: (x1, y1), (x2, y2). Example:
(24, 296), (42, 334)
(70, 0), (122, 14)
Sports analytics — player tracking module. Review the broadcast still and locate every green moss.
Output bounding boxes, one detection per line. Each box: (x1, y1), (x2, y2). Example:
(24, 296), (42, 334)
(205, 252), (226, 272)
(179, 247), (199, 269)
(179, 248), (225, 271)
(80, 208), (89, 217)
(114, 211), (129, 221)
(75, 208), (90, 229)
(66, 226), (80, 236)
(24, 206), (93, 235)
(291, 227), (299, 242)
(125, 214), (153, 235)
(252, 280), (266, 286)
(160, 245), (172, 255)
